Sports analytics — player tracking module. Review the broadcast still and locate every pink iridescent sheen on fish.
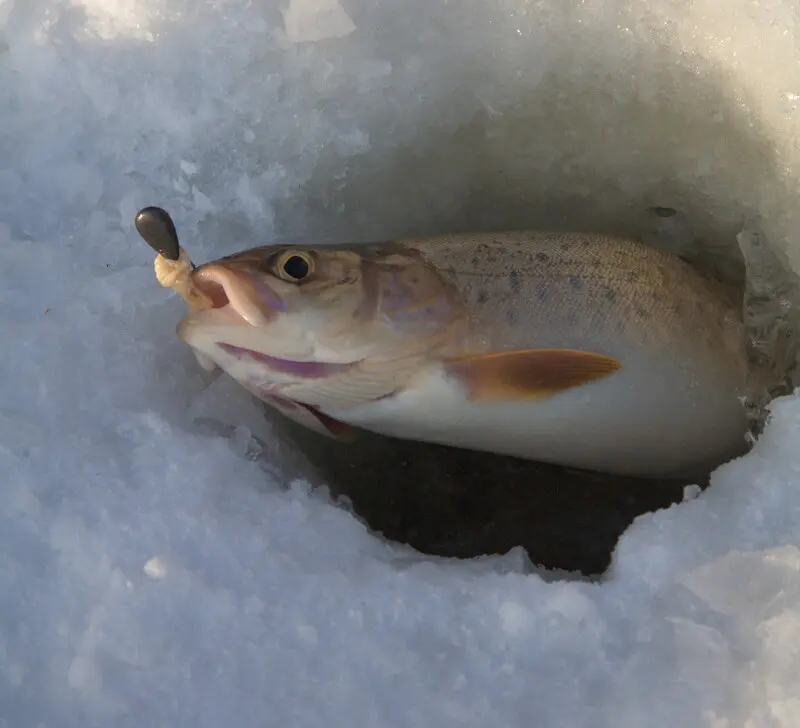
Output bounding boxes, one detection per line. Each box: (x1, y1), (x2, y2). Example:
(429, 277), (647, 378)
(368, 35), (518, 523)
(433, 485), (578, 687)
(150, 219), (752, 480)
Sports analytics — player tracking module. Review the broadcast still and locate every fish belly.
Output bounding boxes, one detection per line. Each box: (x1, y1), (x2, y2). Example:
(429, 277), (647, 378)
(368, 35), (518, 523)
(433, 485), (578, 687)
(330, 349), (749, 480)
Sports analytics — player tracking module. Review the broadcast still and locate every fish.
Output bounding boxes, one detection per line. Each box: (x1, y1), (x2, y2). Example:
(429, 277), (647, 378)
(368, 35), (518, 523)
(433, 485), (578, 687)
(174, 230), (752, 480)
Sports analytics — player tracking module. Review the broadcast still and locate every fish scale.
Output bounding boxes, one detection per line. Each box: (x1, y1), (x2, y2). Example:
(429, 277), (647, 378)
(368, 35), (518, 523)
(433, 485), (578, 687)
(409, 232), (743, 362)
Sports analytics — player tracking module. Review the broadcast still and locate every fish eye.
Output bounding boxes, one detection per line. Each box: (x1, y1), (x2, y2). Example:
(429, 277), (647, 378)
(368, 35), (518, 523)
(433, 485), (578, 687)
(277, 251), (313, 282)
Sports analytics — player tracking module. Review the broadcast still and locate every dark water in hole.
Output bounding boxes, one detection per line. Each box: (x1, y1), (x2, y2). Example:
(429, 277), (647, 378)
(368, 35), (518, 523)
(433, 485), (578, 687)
(261, 416), (698, 577)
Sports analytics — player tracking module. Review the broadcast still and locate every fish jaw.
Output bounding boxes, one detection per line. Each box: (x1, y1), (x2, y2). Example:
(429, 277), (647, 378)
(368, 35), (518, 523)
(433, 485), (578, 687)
(176, 259), (360, 367)
(173, 265), (423, 438)
(179, 311), (373, 439)
(178, 311), (370, 406)
(176, 260), (284, 370)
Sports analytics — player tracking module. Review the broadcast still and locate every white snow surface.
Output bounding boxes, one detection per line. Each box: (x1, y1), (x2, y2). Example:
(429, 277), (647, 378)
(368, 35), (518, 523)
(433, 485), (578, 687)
(3, 0), (800, 726)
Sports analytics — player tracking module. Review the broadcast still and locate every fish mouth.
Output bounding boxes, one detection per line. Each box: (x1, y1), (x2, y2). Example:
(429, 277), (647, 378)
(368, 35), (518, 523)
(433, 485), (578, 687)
(177, 264), (285, 345)
(191, 270), (231, 310)
(177, 264), (361, 375)
(189, 265), (283, 327)
(217, 342), (356, 379)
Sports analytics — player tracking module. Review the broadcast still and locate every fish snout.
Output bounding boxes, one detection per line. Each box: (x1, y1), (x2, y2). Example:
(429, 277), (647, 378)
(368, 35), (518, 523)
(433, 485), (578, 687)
(189, 263), (286, 327)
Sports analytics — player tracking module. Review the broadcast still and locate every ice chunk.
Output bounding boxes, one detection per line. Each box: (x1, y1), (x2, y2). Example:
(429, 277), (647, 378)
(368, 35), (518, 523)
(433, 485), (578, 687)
(179, 159), (198, 177)
(79, 0), (156, 41)
(143, 556), (168, 580)
(282, 0), (356, 43)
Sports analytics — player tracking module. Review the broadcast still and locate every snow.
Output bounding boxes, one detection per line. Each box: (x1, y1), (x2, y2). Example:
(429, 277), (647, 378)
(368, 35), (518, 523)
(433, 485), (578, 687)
(3, 0), (800, 725)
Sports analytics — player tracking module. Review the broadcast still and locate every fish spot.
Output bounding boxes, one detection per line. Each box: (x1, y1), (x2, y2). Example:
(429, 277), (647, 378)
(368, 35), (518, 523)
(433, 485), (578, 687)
(536, 252), (549, 263)
(477, 289), (489, 304)
(591, 257), (601, 266)
(508, 269), (522, 293)
(568, 276), (583, 290)
(506, 309), (518, 325)
(472, 255), (480, 266)
(604, 288), (617, 302)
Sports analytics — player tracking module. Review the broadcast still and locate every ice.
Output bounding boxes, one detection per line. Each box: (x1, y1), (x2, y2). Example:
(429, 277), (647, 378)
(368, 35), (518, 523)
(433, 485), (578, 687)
(4, 0), (800, 726)
(282, 0), (356, 43)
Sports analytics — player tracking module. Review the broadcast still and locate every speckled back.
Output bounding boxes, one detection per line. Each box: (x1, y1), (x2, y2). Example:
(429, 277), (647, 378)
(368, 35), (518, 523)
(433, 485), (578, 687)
(404, 231), (746, 376)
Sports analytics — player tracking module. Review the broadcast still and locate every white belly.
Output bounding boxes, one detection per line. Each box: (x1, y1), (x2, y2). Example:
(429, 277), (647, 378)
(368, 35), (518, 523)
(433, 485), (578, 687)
(328, 353), (749, 479)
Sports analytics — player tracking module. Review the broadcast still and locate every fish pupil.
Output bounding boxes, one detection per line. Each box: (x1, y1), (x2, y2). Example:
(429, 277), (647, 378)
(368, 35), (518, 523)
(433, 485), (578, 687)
(283, 255), (310, 281)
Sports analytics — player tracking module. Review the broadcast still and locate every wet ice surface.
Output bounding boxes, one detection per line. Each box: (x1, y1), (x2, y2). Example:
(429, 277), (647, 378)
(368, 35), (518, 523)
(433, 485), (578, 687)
(3, 0), (800, 726)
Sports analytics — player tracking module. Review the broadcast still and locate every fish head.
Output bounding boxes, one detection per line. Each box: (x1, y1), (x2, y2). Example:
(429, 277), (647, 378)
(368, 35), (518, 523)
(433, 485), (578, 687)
(176, 241), (469, 415)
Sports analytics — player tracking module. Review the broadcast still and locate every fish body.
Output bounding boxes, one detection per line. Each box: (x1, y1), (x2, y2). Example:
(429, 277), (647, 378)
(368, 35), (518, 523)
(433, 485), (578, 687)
(176, 231), (751, 479)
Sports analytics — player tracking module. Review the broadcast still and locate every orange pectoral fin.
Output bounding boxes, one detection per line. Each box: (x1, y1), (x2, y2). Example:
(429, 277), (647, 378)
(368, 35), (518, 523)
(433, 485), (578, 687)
(443, 349), (621, 402)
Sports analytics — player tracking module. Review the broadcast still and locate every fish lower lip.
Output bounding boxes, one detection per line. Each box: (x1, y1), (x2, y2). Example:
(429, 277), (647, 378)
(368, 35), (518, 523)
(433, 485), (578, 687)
(217, 343), (356, 378)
